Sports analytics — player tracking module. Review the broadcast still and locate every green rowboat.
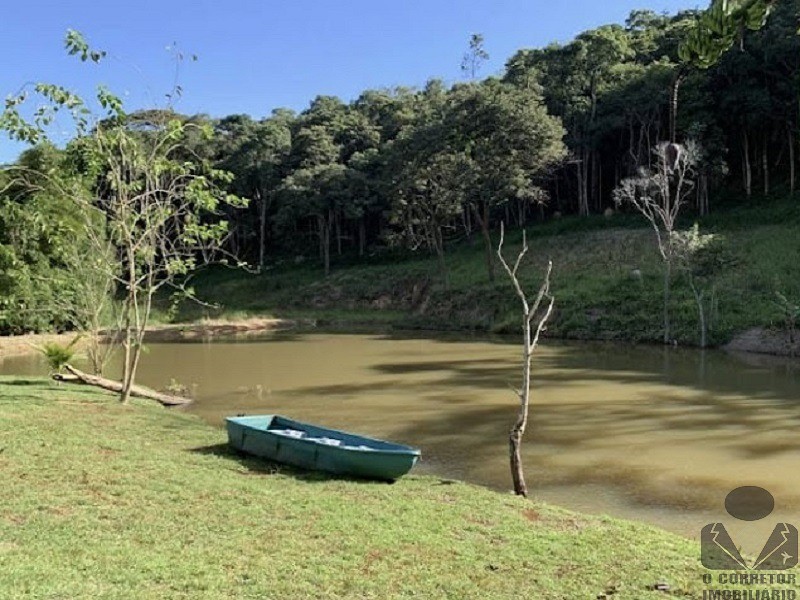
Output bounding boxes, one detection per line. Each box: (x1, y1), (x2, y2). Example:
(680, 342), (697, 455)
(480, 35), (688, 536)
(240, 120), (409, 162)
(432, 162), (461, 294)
(225, 415), (421, 481)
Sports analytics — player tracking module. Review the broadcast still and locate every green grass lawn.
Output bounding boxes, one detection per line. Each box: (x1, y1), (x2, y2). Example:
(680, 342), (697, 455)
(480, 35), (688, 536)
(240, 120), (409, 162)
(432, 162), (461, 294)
(172, 196), (800, 348)
(0, 377), (726, 599)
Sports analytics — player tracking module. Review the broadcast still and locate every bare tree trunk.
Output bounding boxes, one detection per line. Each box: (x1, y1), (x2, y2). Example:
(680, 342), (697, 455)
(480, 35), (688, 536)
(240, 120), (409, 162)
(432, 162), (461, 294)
(358, 217), (366, 257)
(669, 71), (684, 144)
(120, 301), (132, 402)
(58, 365), (191, 406)
(126, 289), (154, 404)
(318, 218), (325, 261)
(762, 134), (769, 196)
(591, 150), (602, 212)
(509, 313), (532, 497)
(433, 225), (448, 288)
(554, 177), (561, 213)
(628, 120), (637, 167)
(472, 202), (495, 283)
(788, 124), (795, 194)
(120, 252), (137, 404)
(689, 279), (707, 349)
(335, 211), (342, 256)
(699, 172), (709, 216)
(577, 153), (589, 217)
(257, 189), (268, 271)
(589, 151), (596, 212)
(743, 130), (752, 198)
(597, 155), (603, 212)
(497, 224), (555, 497)
(583, 149), (590, 216)
(317, 214), (331, 276)
(121, 260), (156, 405)
(121, 335), (132, 404)
(228, 222), (239, 257)
(663, 258), (672, 345)
(324, 213), (331, 277)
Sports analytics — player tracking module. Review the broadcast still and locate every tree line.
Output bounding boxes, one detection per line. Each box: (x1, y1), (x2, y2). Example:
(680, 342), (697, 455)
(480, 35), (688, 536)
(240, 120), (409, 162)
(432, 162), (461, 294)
(1, 2), (798, 335)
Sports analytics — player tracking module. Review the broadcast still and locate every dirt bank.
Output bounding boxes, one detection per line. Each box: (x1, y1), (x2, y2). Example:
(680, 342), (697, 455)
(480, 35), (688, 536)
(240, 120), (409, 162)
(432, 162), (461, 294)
(724, 327), (800, 357)
(0, 317), (300, 360)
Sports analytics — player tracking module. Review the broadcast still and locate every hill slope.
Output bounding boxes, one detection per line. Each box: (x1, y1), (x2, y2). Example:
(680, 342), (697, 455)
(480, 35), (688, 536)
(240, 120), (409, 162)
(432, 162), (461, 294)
(178, 198), (800, 349)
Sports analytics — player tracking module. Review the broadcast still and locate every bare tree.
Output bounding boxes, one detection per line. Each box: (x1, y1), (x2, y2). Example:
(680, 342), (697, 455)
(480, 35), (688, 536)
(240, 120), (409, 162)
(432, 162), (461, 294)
(461, 33), (489, 80)
(497, 223), (555, 497)
(87, 119), (244, 403)
(1, 32), (246, 403)
(389, 152), (471, 288)
(673, 224), (717, 349)
(613, 141), (698, 344)
(59, 233), (123, 375)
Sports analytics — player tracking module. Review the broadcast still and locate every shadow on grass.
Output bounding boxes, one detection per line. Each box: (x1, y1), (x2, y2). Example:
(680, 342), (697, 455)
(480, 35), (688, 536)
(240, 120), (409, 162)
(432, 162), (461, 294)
(189, 443), (394, 485)
(0, 378), (50, 386)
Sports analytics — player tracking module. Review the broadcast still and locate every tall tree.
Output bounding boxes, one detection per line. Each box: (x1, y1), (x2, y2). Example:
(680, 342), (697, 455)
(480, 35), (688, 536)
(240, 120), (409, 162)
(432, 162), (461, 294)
(449, 80), (566, 281)
(1, 31), (246, 403)
(497, 224), (554, 497)
(613, 142), (699, 344)
(216, 112), (291, 269)
(461, 33), (490, 80)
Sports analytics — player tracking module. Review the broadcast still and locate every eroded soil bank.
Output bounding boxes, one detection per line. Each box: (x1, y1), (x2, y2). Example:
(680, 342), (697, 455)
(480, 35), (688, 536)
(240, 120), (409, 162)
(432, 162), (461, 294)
(0, 317), (297, 359)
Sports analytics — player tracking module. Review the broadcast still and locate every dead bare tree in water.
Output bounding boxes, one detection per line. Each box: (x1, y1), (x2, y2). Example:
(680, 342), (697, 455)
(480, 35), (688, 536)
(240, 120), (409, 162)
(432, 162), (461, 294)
(497, 223), (554, 497)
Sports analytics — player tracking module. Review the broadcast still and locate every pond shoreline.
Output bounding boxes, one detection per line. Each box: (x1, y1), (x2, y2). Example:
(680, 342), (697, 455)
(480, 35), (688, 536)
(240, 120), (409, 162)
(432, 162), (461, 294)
(0, 317), (298, 359)
(5, 326), (800, 544)
(0, 375), (717, 598)
(3, 315), (799, 360)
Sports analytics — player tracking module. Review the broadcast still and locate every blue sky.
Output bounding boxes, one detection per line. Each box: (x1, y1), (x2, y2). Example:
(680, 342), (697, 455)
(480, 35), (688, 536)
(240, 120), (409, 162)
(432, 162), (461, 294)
(1, 0), (700, 163)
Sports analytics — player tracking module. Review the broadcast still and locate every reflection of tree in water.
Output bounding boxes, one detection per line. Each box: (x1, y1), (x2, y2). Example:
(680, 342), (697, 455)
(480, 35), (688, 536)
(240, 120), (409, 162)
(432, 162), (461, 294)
(162, 334), (800, 530)
(368, 341), (800, 514)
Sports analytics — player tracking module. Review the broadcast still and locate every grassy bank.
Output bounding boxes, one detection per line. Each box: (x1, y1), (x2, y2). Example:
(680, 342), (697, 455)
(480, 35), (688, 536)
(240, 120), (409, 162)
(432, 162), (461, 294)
(0, 377), (718, 599)
(175, 197), (800, 348)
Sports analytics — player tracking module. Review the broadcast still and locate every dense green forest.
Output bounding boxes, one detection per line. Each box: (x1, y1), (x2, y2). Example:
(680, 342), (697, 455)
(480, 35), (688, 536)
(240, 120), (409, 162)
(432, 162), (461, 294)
(1, 2), (799, 334)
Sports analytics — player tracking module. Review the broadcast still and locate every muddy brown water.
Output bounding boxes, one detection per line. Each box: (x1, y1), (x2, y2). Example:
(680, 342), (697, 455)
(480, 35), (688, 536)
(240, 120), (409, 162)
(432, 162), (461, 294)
(4, 331), (800, 550)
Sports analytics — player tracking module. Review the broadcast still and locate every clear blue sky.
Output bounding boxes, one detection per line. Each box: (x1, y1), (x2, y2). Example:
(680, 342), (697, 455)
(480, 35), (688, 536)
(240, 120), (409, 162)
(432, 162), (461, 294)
(0, 0), (700, 163)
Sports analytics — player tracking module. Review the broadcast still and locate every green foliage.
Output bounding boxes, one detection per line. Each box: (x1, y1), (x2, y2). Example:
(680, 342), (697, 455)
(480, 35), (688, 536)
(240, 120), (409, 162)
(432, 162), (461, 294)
(461, 33), (490, 79)
(164, 377), (191, 397)
(3, 10), (800, 334)
(38, 335), (82, 373)
(774, 291), (800, 333)
(679, 0), (778, 68)
(0, 144), (100, 333)
(64, 29), (106, 63)
(173, 195), (800, 348)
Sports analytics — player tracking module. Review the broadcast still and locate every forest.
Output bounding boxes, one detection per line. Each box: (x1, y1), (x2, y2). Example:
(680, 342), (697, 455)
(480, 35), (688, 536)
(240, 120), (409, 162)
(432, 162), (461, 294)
(1, 1), (798, 334)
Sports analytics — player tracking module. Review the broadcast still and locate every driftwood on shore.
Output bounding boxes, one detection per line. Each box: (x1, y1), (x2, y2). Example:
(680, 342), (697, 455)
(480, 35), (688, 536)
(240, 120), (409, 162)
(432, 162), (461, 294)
(53, 365), (192, 407)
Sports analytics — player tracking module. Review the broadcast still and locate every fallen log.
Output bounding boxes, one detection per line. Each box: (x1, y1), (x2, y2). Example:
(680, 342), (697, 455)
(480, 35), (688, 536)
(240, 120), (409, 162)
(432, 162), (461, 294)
(53, 365), (192, 407)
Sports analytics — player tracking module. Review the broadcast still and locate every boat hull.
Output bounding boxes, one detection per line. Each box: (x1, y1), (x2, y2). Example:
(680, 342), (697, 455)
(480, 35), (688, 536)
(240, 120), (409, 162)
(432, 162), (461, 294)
(226, 415), (420, 481)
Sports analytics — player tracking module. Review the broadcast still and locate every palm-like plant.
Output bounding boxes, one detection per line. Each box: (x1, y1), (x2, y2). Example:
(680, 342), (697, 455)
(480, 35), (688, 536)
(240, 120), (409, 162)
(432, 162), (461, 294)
(36, 335), (83, 374)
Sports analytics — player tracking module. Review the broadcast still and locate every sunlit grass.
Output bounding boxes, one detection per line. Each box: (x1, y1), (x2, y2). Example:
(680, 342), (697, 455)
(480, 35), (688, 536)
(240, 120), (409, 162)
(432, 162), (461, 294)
(0, 377), (727, 598)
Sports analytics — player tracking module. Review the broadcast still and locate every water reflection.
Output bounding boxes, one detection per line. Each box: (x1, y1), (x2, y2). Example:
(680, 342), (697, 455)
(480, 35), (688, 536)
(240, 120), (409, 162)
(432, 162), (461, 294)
(4, 332), (800, 547)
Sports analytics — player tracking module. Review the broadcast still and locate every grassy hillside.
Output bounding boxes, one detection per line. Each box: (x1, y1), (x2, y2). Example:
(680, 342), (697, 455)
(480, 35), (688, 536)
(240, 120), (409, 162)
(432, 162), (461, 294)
(176, 197), (800, 347)
(0, 377), (718, 598)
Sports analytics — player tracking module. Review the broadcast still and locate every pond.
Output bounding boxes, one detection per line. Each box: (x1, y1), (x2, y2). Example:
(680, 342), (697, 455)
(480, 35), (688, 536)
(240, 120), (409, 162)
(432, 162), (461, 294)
(4, 331), (800, 552)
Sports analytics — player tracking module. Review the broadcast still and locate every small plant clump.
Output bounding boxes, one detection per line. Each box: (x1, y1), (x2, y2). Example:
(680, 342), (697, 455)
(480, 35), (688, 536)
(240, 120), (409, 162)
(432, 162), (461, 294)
(36, 335), (82, 374)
